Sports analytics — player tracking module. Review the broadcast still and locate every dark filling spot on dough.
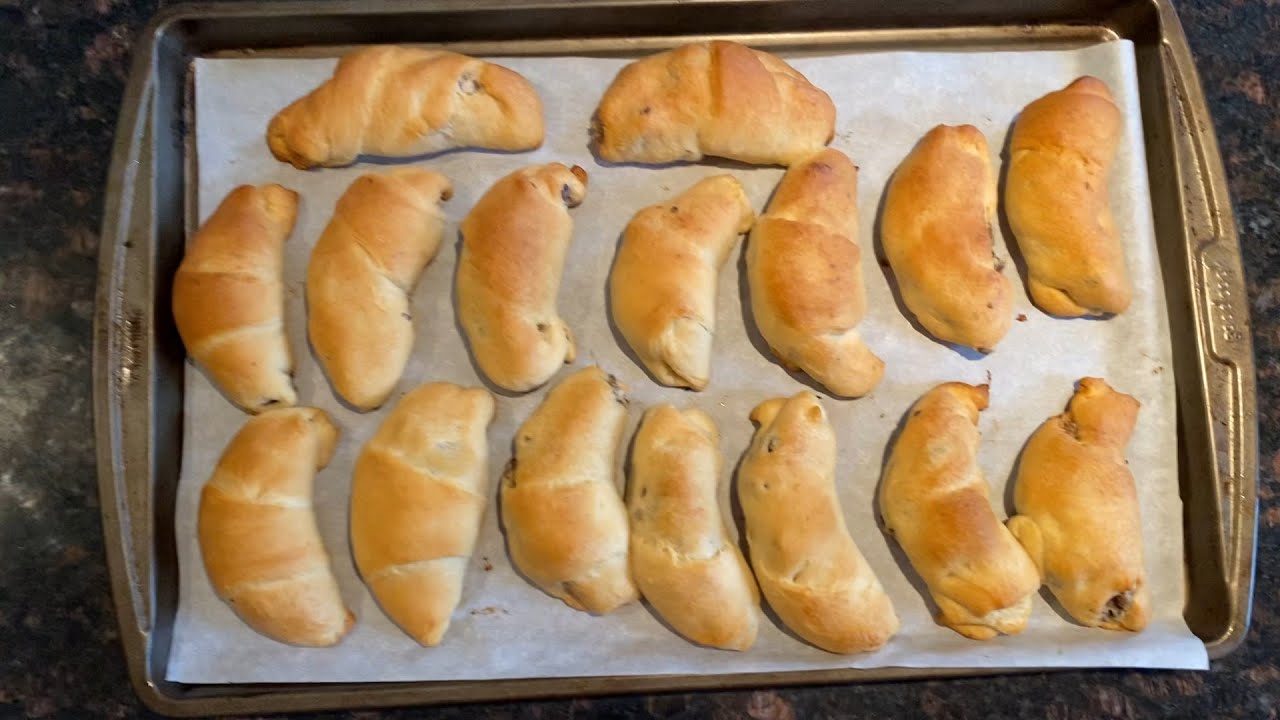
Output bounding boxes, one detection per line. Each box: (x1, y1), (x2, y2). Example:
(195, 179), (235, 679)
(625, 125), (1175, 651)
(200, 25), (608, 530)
(640, 106), (651, 115)
(912, 410), (922, 417)
(766, 436), (779, 453)
(1102, 591), (1132, 622)
(536, 322), (549, 333)
(670, 205), (679, 213)
(561, 581), (584, 605)
(1061, 418), (1080, 440)
(992, 253), (1006, 272)
(606, 374), (628, 406)
(561, 184), (575, 205)
(639, 486), (648, 498)
(457, 74), (481, 95)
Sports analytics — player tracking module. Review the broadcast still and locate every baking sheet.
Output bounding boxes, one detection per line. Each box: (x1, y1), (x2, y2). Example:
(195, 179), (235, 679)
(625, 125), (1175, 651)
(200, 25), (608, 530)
(168, 41), (1208, 683)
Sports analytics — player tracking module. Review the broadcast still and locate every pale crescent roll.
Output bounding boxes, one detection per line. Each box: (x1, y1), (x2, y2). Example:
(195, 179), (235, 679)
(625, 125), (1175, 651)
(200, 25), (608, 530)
(500, 367), (638, 613)
(739, 392), (899, 653)
(748, 147), (884, 397)
(880, 383), (1040, 640)
(627, 405), (760, 650)
(610, 175), (753, 390)
(351, 382), (495, 646)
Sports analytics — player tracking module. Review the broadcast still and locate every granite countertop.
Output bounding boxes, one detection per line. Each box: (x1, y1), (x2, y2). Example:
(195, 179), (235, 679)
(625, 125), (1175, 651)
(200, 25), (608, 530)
(1, 1), (1276, 717)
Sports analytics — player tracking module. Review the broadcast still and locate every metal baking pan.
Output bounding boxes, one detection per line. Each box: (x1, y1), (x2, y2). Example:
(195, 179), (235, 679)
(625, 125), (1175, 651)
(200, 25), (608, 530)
(93, 0), (1258, 715)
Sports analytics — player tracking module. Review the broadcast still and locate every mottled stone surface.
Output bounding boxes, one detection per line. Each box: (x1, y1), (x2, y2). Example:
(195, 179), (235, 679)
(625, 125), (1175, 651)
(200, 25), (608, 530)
(0, 0), (1275, 717)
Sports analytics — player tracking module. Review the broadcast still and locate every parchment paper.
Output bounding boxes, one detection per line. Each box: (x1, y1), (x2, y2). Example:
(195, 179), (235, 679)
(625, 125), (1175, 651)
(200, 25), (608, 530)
(168, 41), (1209, 683)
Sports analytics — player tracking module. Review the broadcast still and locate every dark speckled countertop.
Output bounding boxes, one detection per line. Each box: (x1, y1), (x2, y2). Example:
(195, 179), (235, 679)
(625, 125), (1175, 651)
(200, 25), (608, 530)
(1, 1), (1276, 718)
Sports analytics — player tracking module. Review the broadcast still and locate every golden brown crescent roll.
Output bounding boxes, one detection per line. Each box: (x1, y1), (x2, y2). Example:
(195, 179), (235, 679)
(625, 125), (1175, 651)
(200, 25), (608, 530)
(457, 163), (587, 393)
(739, 392), (899, 653)
(1007, 378), (1149, 631)
(173, 184), (299, 413)
(1006, 77), (1131, 317)
(627, 405), (760, 650)
(351, 382), (495, 646)
(747, 148), (884, 397)
(594, 41), (835, 165)
(880, 383), (1040, 640)
(500, 367), (638, 613)
(881, 125), (1013, 352)
(198, 407), (353, 646)
(609, 175), (753, 390)
(268, 46), (544, 169)
(307, 168), (453, 411)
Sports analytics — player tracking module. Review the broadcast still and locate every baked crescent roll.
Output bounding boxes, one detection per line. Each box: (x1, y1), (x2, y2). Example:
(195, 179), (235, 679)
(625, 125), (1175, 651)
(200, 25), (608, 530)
(500, 366), (638, 613)
(879, 383), (1040, 640)
(1007, 378), (1149, 631)
(609, 175), (754, 389)
(307, 168), (453, 411)
(747, 148), (884, 397)
(173, 184), (299, 413)
(351, 382), (495, 645)
(268, 46), (544, 169)
(627, 405), (760, 650)
(1006, 77), (1131, 316)
(198, 407), (353, 646)
(594, 40), (835, 166)
(739, 392), (899, 653)
(457, 163), (587, 392)
(881, 125), (1013, 352)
